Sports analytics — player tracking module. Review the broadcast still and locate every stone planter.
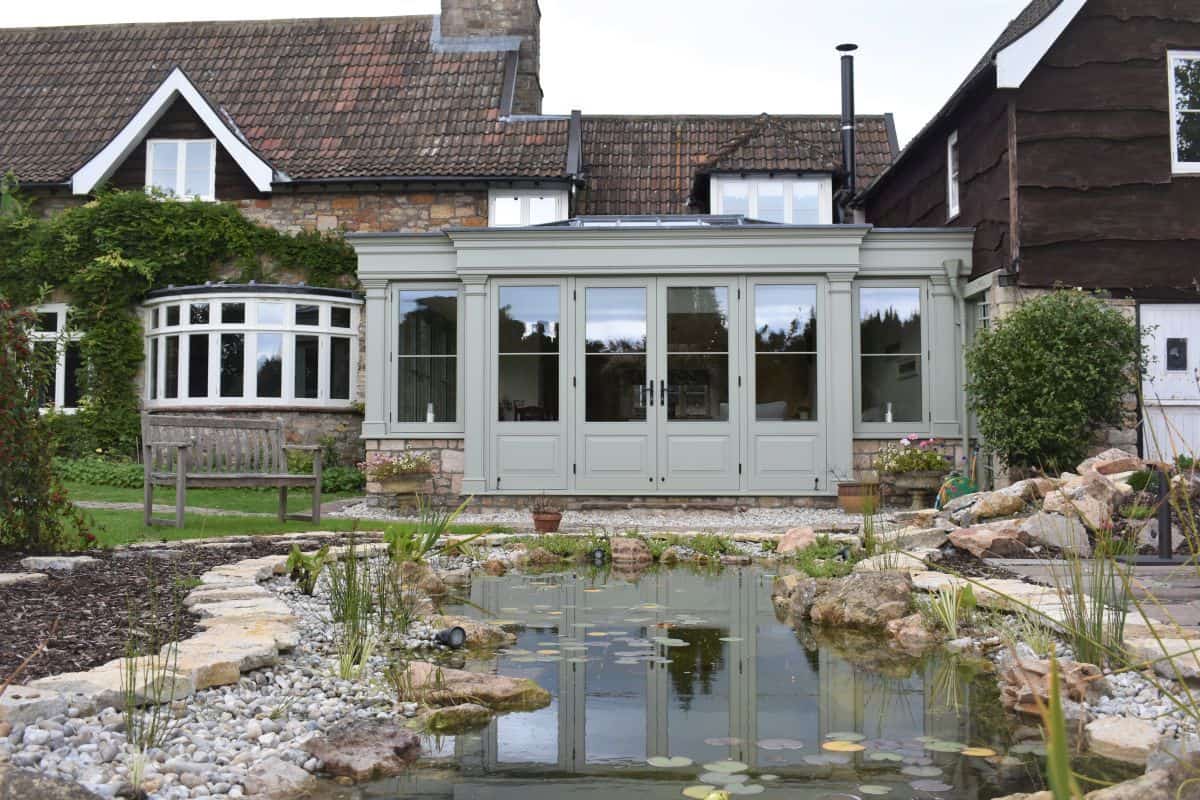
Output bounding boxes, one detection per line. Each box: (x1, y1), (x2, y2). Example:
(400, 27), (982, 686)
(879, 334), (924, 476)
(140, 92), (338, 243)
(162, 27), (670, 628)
(377, 473), (431, 496)
(532, 511), (562, 533)
(891, 470), (949, 510)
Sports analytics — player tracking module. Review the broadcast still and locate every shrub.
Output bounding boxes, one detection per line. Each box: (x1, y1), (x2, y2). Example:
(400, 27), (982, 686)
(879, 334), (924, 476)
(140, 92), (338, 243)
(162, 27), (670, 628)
(55, 456), (144, 488)
(322, 466), (366, 494)
(965, 290), (1142, 473)
(873, 435), (951, 474)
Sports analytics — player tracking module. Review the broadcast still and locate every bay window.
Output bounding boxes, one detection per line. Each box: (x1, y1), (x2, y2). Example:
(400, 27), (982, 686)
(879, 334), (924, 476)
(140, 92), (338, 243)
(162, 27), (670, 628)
(858, 286), (924, 425)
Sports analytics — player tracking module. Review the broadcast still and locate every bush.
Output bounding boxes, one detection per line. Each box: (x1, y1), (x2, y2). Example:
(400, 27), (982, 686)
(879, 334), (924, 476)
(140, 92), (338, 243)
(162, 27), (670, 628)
(54, 457), (144, 488)
(965, 291), (1142, 473)
(322, 466), (365, 494)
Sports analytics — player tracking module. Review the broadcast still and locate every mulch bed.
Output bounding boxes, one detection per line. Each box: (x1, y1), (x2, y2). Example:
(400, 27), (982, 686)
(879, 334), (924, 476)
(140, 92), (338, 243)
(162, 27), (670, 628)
(0, 536), (357, 684)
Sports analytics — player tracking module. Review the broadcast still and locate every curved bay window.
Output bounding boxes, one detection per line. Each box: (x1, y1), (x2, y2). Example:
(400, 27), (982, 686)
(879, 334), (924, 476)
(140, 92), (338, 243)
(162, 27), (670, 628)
(144, 286), (360, 409)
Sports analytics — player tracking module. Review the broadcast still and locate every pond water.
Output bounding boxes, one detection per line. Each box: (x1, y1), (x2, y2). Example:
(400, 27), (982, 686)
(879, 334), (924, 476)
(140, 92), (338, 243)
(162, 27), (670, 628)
(344, 565), (1055, 799)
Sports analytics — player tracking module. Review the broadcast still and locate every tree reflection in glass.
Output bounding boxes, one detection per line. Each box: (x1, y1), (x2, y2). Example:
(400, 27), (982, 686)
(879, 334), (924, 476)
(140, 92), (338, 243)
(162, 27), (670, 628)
(585, 287), (647, 422)
(860, 288), (922, 423)
(499, 286), (560, 421)
(755, 285), (817, 421)
(666, 287), (728, 421)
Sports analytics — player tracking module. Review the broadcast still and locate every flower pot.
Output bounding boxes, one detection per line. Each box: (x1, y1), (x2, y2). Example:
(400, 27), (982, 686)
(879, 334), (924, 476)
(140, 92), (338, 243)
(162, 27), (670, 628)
(891, 470), (949, 510)
(837, 481), (879, 514)
(378, 474), (431, 495)
(532, 511), (562, 533)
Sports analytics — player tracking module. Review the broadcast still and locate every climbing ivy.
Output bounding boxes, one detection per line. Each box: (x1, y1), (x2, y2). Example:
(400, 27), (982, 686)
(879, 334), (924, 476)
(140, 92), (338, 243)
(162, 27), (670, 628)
(0, 180), (357, 455)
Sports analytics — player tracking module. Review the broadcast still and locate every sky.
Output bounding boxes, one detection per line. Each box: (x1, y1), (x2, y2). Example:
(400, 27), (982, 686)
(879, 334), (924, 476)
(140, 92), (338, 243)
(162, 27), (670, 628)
(0, 0), (1030, 145)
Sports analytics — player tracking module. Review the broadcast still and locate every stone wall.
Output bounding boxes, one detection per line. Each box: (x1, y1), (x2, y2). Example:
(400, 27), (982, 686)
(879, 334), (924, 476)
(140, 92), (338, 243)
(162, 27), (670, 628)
(235, 190), (488, 235)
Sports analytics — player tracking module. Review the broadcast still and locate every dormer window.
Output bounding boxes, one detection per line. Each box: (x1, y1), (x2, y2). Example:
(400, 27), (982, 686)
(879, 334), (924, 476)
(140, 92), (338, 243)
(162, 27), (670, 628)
(710, 175), (832, 224)
(146, 139), (216, 200)
(489, 189), (568, 226)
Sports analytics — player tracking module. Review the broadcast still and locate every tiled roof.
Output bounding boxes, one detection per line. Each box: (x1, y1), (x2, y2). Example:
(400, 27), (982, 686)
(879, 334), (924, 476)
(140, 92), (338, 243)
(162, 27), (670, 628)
(576, 114), (897, 215)
(0, 16), (569, 184)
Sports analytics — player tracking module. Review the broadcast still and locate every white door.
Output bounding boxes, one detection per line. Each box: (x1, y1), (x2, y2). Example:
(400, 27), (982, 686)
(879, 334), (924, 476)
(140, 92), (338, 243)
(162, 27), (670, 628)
(1141, 303), (1200, 461)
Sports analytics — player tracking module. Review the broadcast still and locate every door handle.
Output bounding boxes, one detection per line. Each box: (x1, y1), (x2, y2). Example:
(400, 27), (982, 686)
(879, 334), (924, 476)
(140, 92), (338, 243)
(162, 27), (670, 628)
(660, 381), (667, 406)
(646, 380), (654, 406)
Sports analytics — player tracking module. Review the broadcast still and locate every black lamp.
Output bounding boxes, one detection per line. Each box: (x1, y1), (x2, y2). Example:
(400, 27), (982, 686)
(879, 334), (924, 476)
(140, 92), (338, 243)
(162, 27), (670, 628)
(434, 626), (467, 649)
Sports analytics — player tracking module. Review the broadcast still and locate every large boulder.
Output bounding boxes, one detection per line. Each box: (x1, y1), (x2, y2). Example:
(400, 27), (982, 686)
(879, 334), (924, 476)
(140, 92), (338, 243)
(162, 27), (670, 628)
(1086, 768), (1171, 800)
(404, 662), (552, 711)
(1079, 448), (1143, 476)
(1043, 490), (1111, 532)
(519, 547), (564, 568)
(1020, 512), (1092, 557)
(1125, 638), (1200, 682)
(809, 573), (912, 630)
(423, 702), (493, 734)
(301, 720), (421, 782)
(971, 490), (1029, 521)
(242, 756), (317, 798)
(609, 536), (652, 565)
(948, 524), (1032, 559)
(998, 657), (1103, 717)
(426, 615), (516, 649)
(772, 574), (829, 618)
(1085, 716), (1161, 765)
(777, 526), (816, 555)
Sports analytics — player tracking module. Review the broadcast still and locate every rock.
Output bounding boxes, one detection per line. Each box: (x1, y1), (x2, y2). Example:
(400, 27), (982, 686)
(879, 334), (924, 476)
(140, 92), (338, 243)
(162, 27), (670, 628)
(1095, 457), (1144, 476)
(1079, 449), (1142, 475)
(609, 537), (652, 565)
(948, 525), (1031, 559)
(301, 720), (420, 782)
(781, 576), (830, 619)
(19, 556), (97, 572)
(942, 492), (981, 514)
(483, 559), (507, 576)
(0, 765), (105, 799)
(878, 526), (949, 549)
(0, 686), (67, 725)
(658, 546), (682, 565)
(1020, 512), (1092, 557)
(423, 703), (493, 734)
(403, 662), (552, 711)
(719, 554), (752, 566)
(852, 552), (928, 574)
(809, 573), (913, 629)
(0, 573), (47, 587)
(1126, 638), (1200, 682)
(1086, 768), (1171, 800)
(777, 527), (816, 555)
(241, 756), (317, 798)
(1086, 716), (1161, 764)
(886, 613), (937, 654)
(520, 547), (563, 568)
(426, 615), (516, 649)
(970, 491), (1029, 521)
(998, 658), (1104, 717)
(1043, 491), (1111, 532)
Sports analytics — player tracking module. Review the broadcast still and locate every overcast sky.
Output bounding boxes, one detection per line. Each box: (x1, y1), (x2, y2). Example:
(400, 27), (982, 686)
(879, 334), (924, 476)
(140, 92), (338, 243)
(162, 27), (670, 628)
(1, 0), (1029, 144)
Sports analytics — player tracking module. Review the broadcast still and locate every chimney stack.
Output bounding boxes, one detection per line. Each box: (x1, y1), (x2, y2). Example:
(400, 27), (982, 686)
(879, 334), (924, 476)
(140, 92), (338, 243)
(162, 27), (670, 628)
(441, 0), (542, 115)
(837, 43), (858, 199)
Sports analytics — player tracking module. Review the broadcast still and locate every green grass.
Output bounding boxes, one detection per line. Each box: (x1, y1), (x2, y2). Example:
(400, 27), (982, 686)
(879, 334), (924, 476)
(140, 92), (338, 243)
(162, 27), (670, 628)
(64, 482), (359, 515)
(794, 535), (860, 578)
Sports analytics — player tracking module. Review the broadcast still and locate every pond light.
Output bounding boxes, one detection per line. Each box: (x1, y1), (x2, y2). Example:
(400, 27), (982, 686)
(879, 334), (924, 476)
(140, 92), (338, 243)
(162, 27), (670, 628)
(434, 626), (467, 649)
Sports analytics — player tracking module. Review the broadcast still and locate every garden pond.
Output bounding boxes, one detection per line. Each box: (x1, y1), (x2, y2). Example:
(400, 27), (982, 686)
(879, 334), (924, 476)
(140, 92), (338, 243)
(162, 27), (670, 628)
(315, 563), (1128, 799)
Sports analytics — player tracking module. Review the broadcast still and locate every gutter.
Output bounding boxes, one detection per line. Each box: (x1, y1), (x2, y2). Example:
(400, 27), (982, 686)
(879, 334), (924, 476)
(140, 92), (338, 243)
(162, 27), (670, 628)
(943, 258), (972, 483)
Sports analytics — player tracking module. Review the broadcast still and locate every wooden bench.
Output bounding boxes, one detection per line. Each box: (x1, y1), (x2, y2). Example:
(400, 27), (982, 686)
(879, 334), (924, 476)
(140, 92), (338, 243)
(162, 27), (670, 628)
(142, 414), (322, 528)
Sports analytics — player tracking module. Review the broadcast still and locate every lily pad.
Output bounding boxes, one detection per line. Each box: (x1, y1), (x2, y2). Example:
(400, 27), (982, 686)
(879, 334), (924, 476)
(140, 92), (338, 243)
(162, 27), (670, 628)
(704, 737), (743, 746)
(719, 636), (744, 642)
(702, 760), (749, 774)
(648, 756), (693, 768)
(803, 754), (831, 765)
(909, 780), (954, 793)
(682, 787), (716, 800)
(859, 786), (892, 796)
(654, 637), (689, 647)
(925, 740), (966, 753)
(699, 773), (750, 786)
(759, 775), (778, 782)
(1010, 742), (1047, 756)
(822, 740), (866, 753)
(756, 738), (805, 751)
(615, 658), (640, 665)
(868, 752), (904, 762)
(725, 785), (765, 796)
(825, 732), (867, 742)
(961, 747), (997, 758)
(901, 766), (943, 778)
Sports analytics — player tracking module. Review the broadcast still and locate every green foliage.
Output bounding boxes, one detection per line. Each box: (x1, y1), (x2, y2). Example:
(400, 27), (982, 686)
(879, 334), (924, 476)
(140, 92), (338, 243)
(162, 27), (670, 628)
(1047, 531), (1131, 669)
(286, 543), (331, 595)
(965, 291), (1142, 473)
(0, 299), (92, 552)
(1123, 502), (1156, 521)
(321, 466), (366, 494)
(1043, 658), (1083, 800)
(873, 436), (951, 474)
(684, 533), (734, 559)
(794, 535), (859, 578)
(384, 494), (480, 563)
(54, 457), (144, 488)
(510, 532), (609, 560)
(1125, 469), (1159, 494)
(923, 583), (976, 639)
(0, 187), (357, 455)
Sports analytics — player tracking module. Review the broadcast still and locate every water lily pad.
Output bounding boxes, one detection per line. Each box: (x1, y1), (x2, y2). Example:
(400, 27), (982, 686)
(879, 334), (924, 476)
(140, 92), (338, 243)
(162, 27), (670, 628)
(868, 752), (904, 762)
(614, 658), (639, 665)
(824, 754), (853, 765)
(648, 756), (693, 768)
(901, 766), (943, 778)
(719, 636), (743, 642)
(702, 760), (749, 774)
(756, 738), (805, 750)
(510, 656), (537, 663)
(759, 775), (778, 782)
(859, 786), (892, 796)
(535, 649), (560, 655)
(803, 754), (831, 765)
(909, 780), (954, 793)
(925, 740), (966, 753)
(961, 747), (997, 758)
(825, 732), (866, 742)
(682, 787), (716, 799)
(699, 772), (750, 785)
(583, 587), (605, 593)
(654, 637), (689, 647)
(1010, 742), (1047, 756)
(725, 785), (764, 796)
(822, 740), (865, 753)
(586, 632), (609, 637)
(705, 737), (742, 747)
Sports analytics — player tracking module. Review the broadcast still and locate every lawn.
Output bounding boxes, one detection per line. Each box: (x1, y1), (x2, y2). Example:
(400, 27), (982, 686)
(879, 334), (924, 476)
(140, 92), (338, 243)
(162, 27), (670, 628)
(64, 482), (360, 515)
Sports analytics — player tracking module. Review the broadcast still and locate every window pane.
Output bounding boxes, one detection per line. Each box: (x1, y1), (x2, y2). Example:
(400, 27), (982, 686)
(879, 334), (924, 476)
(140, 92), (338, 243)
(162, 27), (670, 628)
(493, 196), (522, 226)
(164, 336), (179, 399)
(331, 307), (352, 328)
(498, 354), (559, 421)
(220, 333), (244, 397)
(585, 287), (646, 353)
(861, 356), (922, 422)
(756, 354), (816, 421)
(149, 141), (178, 194)
(1178, 113), (1200, 164)
(1176, 57), (1200, 162)
(151, 308), (159, 329)
(756, 285), (816, 352)
(221, 303), (246, 324)
(399, 290), (457, 356)
(757, 182), (785, 223)
(397, 357), (456, 422)
(166, 305), (180, 326)
(667, 286), (728, 353)
(188, 334), (208, 398)
(184, 141), (212, 197)
(666, 355), (728, 421)
(498, 286), (559, 353)
(720, 181), (749, 216)
(36, 311), (58, 332)
(527, 195), (560, 225)
(256, 333), (282, 397)
(792, 182), (821, 224)
(860, 288), (921, 354)
(330, 337), (351, 400)
(61, 346), (77, 406)
(35, 341), (56, 407)
(190, 303), (209, 325)
(150, 339), (159, 400)
(295, 304), (320, 326)
(294, 335), (319, 399)
(257, 302), (285, 325)
(586, 354), (646, 422)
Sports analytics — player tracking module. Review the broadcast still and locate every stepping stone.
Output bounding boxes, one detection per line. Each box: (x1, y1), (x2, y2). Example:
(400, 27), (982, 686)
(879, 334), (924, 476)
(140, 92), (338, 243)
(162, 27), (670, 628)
(19, 556), (97, 572)
(0, 573), (47, 587)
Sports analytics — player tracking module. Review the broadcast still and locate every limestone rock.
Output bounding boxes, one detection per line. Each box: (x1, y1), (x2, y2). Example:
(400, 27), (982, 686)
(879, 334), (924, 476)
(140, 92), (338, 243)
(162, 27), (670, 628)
(809, 573), (912, 630)
(1126, 638), (1200, 681)
(971, 490), (1029, 520)
(1086, 768), (1171, 800)
(1085, 716), (1161, 764)
(19, 556), (97, 572)
(423, 702), (493, 734)
(783, 576), (830, 619)
(1020, 512), (1092, 557)
(999, 658), (1103, 717)
(0, 686), (66, 725)
(886, 613), (937, 654)
(427, 615), (516, 649)
(405, 662), (552, 711)
(1043, 491), (1111, 532)
(302, 721), (420, 782)
(1079, 449), (1142, 475)
(943, 492), (981, 514)
(609, 536), (652, 565)
(0, 573), (47, 587)
(483, 558), (507, 576)
(777, 527), (816, 555)
(0, 765), (105, 799)
(242, 756), (317, 798)
(520, 547), (563, 568)
(878, 526), (949, 549)
(948, 525), (1031, 558)
(852, 551), (928, 574)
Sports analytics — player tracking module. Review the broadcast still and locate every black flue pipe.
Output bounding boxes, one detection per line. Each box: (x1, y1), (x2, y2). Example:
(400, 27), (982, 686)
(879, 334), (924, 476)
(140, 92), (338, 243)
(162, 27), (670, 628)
(837, 43), (858, 199)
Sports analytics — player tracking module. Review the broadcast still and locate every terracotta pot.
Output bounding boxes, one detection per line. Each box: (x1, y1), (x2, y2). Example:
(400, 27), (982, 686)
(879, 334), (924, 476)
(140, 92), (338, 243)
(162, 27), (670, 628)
(378, 474), (431, 495)
(532, 511), (562, 533)
(837, 481), (879, 514)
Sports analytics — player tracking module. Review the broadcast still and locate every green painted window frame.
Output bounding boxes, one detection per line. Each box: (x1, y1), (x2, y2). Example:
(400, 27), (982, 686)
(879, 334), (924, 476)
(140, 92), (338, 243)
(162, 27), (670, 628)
(387, 282), (464, 435)
(853, 280), (931, 437)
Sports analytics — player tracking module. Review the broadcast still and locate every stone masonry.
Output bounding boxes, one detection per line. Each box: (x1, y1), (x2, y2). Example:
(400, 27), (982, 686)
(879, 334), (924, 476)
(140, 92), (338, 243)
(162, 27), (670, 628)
(235, 190), (488, 235)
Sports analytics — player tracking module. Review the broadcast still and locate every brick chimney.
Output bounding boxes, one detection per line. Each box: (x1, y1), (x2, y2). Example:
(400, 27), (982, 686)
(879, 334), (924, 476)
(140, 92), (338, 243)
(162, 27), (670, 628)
(440, 0), (542, 115)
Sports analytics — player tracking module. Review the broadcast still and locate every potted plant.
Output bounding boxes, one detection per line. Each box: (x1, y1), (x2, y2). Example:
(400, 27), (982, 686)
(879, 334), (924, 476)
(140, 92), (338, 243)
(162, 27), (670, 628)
(359, 452), (433, 495)
(530, 494), (563, 533)
(872, 435), (951, 510)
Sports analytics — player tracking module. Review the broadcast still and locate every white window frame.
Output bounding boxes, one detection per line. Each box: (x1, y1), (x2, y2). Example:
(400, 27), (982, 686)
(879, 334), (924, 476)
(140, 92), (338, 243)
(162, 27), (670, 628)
(31, 303), (83, 413)
(388, 284), (464, 434)
(143, 292), (360, 409)
(1168, 50), (1200, 175)
(946, 131), (961, 220)
(709, 174), (833, 224)
(145, 138), (217, 201)
(488, 189), (569, 227)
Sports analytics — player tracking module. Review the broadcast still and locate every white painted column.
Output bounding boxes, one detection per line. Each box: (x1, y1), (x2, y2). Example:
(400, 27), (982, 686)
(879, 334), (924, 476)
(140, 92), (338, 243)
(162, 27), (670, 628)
(461, 275), (489, 494)
(360, 279), (389, 440)
(826, 272), (856, 487)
